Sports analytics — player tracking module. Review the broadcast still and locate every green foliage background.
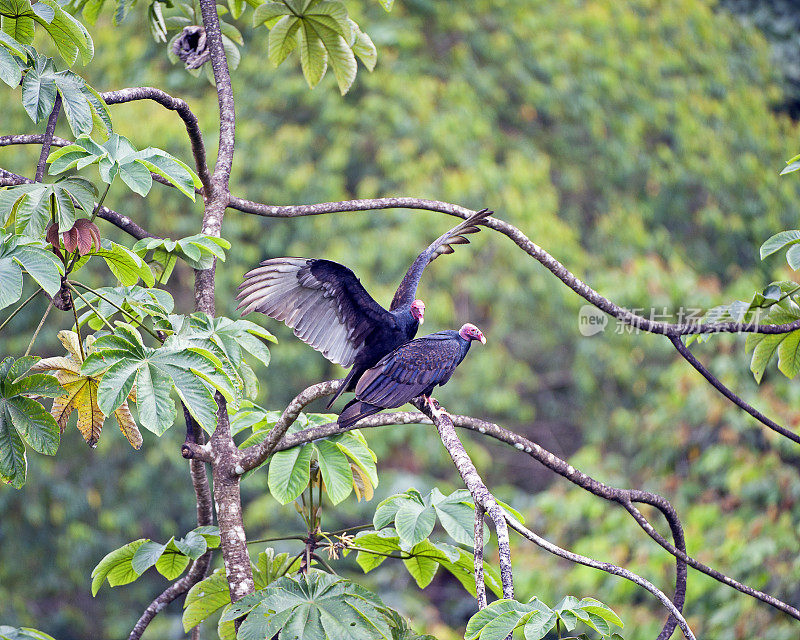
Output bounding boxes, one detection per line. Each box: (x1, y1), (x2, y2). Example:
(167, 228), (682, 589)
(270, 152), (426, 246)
(3, 0), (800, 638)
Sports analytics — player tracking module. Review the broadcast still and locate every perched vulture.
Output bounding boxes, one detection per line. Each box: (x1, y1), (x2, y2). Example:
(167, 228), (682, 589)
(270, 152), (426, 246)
(337, 323), (486, 430)
(237, 209), (491, 408)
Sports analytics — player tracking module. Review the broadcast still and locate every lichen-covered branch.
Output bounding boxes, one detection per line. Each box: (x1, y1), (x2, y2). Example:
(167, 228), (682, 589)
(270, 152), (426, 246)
(412, 397), (514, 600)
(237, 380), (343, 473)
(473, 504), (487, 609)
(225, 196), (800, 337)
(35, 95), (61, 183)
(0, 134), (71, 148)
(101, 87), (212, 193)
(504, 516), (696, 640)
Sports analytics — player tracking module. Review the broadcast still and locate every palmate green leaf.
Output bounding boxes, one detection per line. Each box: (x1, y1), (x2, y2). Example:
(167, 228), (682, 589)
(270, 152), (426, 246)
(267, 14), (300, 66)
(130, 540), (167, 575)
(745, 307), (800, 381)
(252, 0), (292, 26)
(0, 236), (63, 300)
(0, 258), (23, 310)
(401, 539), (444, 588)
(0, 357), (63, 488)
(90, 241), (155, 287)
(48, 134), (199, 199)
(296, 18), (327, 88)
(183, 568), (231, 632)
(353, 529), (400, 572)
(0, 406), (27, 488)
(84, 324), (229, 435)
(155, 540), (192, 579)
(21, 56), (58, 121)
(0, 177), (97, 238)
(235, 572), (393, 640)
(314, 22), (355, 94)
(36, 0), (94, 65)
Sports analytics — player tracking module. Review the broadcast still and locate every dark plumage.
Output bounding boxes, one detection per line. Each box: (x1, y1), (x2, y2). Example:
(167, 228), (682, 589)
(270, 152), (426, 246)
(337, 323), (486, 430)
(237, 209), (491, 408)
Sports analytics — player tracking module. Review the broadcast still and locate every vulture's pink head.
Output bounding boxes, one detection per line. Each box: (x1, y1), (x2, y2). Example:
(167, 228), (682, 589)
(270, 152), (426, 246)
(459, 323), (486, 344)
(411, 299), (425, 324)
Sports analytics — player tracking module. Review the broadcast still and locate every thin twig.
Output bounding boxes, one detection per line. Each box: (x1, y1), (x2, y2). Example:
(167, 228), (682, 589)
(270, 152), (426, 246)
(669, 335), (800, 444)
(65, 283), (115, 332)
(0, 289), (41, 333)
(70, 281), (162, 341)
(24, 300), (52, 357)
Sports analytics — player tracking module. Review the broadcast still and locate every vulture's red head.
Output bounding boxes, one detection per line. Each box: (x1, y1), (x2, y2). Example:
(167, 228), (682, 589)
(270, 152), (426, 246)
(411, 299), (425, 324)
(459, 323), (486, 344)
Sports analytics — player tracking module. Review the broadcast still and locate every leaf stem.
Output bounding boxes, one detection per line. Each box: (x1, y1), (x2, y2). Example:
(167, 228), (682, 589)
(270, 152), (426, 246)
(66, 282), (115, 332)
(69, 281), (162, 342)
(25, 300), (53, 357)
(0, 289), (41, 334)
(70, 291), (86, 360)
(310, 553), (336, 575)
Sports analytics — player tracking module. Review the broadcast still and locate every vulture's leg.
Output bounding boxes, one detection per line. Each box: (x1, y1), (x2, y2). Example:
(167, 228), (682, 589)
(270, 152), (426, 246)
(423, 395), (451, 420)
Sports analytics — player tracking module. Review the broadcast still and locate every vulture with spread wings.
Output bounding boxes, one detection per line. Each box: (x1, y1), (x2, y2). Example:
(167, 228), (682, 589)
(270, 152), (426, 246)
(337, 323), (486, 430)
(236, 209), (491, 408)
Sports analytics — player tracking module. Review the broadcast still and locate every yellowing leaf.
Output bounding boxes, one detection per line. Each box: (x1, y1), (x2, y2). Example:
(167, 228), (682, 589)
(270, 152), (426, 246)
(30, 330), (141, 449)
(350, 462), (374, 502)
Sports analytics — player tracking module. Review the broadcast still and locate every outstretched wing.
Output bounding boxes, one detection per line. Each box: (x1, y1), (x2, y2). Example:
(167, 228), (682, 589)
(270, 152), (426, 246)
(390, 208), (492, 311)
(354, 335), (462, 408)
(237, 258), (394, 367)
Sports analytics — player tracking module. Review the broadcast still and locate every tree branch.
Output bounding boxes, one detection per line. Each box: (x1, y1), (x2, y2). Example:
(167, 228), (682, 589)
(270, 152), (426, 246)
(474, 504), (487, 609)
(128, 410), (214, 640)
(101, 87), (212, 194)
(411, 397), (514, 600)
(35, 94), (61, 183)
(237, 380), (343, 473)
(269, 393), (799, 626)
(669, 335), (800, 444)
(0, 134), (71, 148)
(225, 196), (800, 336)
(504, 516), (696, 640)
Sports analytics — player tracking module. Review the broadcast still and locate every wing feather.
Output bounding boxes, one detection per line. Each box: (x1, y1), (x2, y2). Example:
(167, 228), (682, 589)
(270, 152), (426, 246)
(237, 258), (393, 368)
(353, 336), (462, 408)
(390, 208), (492, 311)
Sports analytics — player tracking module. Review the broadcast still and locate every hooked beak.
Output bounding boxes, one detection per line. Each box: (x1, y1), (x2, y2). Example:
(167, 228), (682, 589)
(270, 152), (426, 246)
(418, 316), (424, 325)
(479, 333), (486, 345)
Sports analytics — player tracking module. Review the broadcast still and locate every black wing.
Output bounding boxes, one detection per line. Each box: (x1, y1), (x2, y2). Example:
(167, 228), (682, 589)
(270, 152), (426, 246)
(236, 258), (395, 368)
(390, 208), (492, 311)
(353, 335), (462, 408)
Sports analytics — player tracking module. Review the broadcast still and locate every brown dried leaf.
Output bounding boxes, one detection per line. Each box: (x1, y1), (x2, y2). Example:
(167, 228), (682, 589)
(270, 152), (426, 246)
(114, 401), (142, 449)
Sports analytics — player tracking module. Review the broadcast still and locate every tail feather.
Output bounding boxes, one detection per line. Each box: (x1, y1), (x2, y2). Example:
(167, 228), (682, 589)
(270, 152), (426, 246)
(325, 367), (360, 410)
(338, 399), (383, 430)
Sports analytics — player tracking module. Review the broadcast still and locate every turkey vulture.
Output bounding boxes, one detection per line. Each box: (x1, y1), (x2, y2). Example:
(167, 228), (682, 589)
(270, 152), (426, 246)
(337, 323), (486, 430)
(236, 209), (491, 408)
